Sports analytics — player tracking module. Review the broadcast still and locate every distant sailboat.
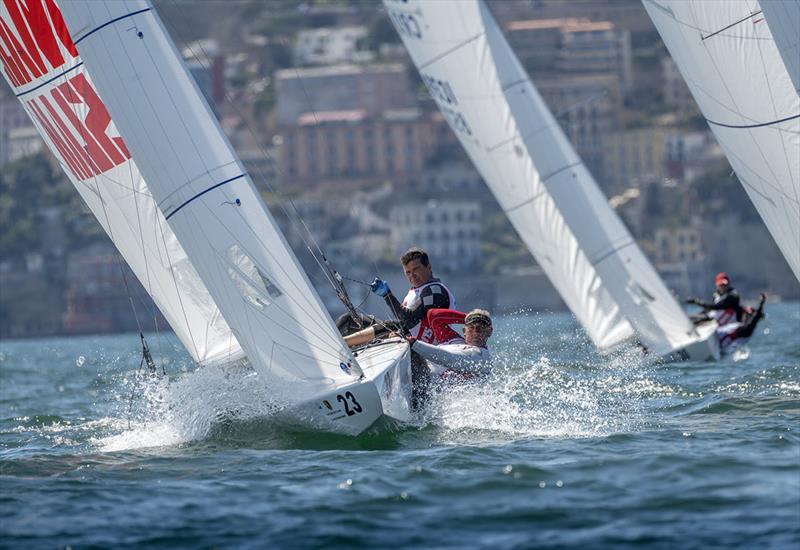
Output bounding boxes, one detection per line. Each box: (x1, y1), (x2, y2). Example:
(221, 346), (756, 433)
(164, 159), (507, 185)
(386, 0), (718, 361)
(0, 0), (412, 435)
(643, 0), (800, 282)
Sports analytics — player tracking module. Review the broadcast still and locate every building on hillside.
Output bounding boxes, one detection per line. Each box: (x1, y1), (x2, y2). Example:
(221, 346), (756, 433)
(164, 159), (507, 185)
(506, 17), (632, 91)
(275, 64), (415, 126)
(603, 127), (667, 193)
(537, 73), (622, 186)
(390, 199), (482, 273)
(0, 98), (33, 167)
(7, 126), (43, 164)
(293, 26), (373, 66)
(277, 108), (452, 188)
(665, 130), (725, 183)
(62, 243), (161, 335)
(182, 39), (226, 110)
(662, 56), (699, 118)
(654, 218), (706, 265)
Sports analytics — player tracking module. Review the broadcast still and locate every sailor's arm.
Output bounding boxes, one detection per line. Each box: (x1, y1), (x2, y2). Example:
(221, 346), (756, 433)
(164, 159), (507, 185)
(699, 292), (740, 310)
(411, 340), (491, 375)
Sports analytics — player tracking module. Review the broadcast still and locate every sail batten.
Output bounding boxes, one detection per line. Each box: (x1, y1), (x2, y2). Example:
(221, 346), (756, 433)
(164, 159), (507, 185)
(388, 0), (702, 356)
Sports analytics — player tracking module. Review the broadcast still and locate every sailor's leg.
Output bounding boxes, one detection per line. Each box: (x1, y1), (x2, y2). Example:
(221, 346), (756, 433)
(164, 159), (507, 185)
(335, 312), (376, 336)
(735, 294), (766, 339)
(410, 350), (431, 410)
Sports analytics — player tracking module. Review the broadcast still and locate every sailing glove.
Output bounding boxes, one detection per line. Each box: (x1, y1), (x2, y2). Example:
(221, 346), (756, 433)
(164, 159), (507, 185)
(370, 278), (391, 297)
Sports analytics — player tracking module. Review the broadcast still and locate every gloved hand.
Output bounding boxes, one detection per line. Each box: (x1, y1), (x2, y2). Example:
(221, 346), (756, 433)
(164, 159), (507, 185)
(685, 297), (699, 305)
(370, 277), (391, 297)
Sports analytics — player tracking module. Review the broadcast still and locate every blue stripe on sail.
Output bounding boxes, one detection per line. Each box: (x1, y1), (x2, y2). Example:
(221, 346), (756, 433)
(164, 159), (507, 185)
(74, 8), (152, 45)
(15, 62), (84, 97)
(165, 175), (246, 220)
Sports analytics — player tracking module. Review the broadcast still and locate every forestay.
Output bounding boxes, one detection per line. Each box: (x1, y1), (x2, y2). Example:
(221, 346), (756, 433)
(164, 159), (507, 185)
(59, 0), (361, 393)
(643, 0), (800, 282)
(386, 0), (701, 356)
(0, 0), (240, 365)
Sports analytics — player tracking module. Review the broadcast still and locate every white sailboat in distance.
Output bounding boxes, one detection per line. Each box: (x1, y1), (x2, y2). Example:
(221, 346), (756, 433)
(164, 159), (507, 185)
(643, 0), (800, 283)
(0, 0), (413, 435)
(385, 0), (719, 361)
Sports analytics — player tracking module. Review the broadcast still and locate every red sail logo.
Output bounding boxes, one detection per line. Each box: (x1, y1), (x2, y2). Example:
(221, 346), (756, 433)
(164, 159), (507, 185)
(26, 73), (131, 180)
(0, 0), (77, 87)
(1, 0), (132, 180)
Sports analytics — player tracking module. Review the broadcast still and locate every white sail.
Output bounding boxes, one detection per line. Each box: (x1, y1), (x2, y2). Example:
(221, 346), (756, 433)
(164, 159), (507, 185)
(643, 0), (800, 282)
(58, 0), (362, 393)
(0, 0), (240, 365)
(386, 0), (702, 356)
(761, 0), (800, 95)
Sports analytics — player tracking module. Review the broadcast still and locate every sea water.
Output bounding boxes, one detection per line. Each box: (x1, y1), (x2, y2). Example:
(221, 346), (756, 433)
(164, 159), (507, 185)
(1, 305), (798, 548)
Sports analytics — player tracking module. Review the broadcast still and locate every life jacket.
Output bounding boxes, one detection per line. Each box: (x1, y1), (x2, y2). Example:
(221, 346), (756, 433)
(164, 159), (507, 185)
(401, 279), (455, 342)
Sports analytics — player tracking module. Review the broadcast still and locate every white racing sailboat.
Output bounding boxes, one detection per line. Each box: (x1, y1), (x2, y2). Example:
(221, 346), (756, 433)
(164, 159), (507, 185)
(385, 0), (718, 361)
(0, 0), (412, 435)
(643, 0), (800, 283)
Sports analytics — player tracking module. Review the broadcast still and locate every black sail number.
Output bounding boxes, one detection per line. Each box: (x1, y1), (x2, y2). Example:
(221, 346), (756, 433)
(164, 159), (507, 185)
(337, 391), (364, 416)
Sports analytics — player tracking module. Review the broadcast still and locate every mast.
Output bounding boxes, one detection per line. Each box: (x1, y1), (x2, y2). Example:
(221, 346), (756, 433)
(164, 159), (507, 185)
(0, 0), (241, 365)
(386, 0), (702, 356)
(57, 1), (363, 392)
(643, 0), (800, 282)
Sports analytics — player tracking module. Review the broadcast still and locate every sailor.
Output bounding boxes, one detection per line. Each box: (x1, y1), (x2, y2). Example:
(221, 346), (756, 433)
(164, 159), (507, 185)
(687, 272), (743, 326)
(340, 247), (455, 408)
(409, 308), (494, 381)
(715, 293), (766, 354)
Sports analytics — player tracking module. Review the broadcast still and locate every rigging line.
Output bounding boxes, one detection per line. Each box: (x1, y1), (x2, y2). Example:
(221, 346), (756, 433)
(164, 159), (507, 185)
(63, 34), (168, 359)
(173, 14), (357, 301)
(701, 10), (762, 41)
(705, 113), (800, 129)
(55, 63), (147, 340)
(89, 23), (204, 363)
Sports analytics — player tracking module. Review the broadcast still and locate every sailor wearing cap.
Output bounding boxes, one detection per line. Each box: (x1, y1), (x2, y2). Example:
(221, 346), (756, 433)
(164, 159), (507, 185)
(408, 308), (494, 379)
(686, 271), (743, 326)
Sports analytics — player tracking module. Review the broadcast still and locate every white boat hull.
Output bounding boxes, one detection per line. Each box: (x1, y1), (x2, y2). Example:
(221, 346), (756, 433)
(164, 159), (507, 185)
(662, 321), (720, 362)
(282, 340), (413, 436)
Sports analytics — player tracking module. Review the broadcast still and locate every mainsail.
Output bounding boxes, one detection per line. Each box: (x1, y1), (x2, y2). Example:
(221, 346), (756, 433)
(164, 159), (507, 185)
(386, 0), (703, 356)
(55, 0), (366, 394)
(643, 0), (800, 282)
(0, 0), (240, 365)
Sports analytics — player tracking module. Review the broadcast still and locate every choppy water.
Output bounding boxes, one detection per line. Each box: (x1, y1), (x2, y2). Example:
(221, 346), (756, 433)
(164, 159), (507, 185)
(1, 305), (799, 549)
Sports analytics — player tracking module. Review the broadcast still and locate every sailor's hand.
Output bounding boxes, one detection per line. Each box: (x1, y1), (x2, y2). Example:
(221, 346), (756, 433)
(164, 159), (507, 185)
(685, 297), (699, 305)
(369, 277), (391, 297)
(406, 336), (417, 347)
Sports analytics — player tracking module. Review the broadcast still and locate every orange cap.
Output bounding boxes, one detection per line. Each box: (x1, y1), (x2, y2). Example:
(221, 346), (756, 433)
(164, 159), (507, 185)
(714, 272), (729, 285)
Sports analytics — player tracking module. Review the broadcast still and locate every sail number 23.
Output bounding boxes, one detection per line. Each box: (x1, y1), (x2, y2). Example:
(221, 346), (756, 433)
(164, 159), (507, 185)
(337, 392), (364, 416)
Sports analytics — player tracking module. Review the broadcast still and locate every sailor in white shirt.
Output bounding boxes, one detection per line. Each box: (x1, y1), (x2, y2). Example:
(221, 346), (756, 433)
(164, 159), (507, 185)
(410, 308), (494, 381)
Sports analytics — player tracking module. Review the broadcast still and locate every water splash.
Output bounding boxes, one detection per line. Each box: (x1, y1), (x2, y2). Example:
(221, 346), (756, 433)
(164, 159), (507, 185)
(94, 362), (290, 452)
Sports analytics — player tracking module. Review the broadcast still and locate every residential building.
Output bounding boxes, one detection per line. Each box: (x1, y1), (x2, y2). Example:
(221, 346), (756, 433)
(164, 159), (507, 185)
(390, 199), (482, 273)
(538, 73), (622, 186)
(275, 64), (415, 126)
(506, 17), (632, 91)
(293, 26), (373, 66)
(7, 126), (44, 164)
(182, 39), (226, 110)
(0, 98), (32, 166)
(603, 127), (666, 193)
(277, 108), (452, 188)
(662, 56), (699, 118)
(654, 218), (706, 264)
